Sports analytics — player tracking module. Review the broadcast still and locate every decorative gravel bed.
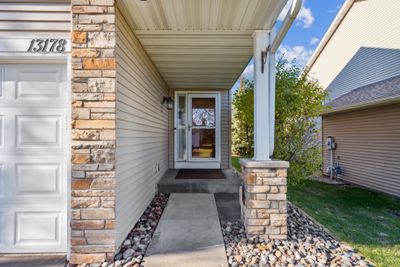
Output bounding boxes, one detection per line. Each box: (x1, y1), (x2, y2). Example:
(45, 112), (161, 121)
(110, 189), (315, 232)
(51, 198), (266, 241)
(101, 193), (169, 267)
(221, 203), (374, 267)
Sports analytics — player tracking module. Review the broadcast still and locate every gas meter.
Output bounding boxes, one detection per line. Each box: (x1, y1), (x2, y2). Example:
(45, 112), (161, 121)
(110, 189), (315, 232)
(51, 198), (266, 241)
(326, 136), (336, 150)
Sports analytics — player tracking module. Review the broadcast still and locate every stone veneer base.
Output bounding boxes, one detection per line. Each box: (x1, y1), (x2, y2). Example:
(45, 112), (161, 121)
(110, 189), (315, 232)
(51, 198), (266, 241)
(239, 158), (289, 240)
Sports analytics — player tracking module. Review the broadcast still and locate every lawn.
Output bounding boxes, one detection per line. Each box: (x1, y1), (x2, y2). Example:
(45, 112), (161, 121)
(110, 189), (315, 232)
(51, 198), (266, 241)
(232, 156), (241, 171)
(288, 180), (400, 267)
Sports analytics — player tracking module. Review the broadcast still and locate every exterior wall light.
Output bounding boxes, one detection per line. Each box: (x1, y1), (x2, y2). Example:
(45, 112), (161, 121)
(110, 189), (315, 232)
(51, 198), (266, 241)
(162, 96), (173, 110)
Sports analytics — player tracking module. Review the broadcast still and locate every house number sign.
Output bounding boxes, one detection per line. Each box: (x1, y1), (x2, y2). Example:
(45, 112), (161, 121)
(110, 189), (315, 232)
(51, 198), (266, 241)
(27, 39), (67, 53)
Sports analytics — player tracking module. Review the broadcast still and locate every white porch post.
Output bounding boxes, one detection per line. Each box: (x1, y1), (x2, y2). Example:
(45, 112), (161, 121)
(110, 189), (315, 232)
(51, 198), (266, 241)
(239, 0), (301, 242)
(253, 30), (272, 160)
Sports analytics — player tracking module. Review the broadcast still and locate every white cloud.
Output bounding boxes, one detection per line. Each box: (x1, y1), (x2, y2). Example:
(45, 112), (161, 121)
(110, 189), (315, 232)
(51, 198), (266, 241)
(310, 37), (319, 46)
(278, 0), (314, 28)
(277, 45), (315, 67)
(297, 6), (314, 28)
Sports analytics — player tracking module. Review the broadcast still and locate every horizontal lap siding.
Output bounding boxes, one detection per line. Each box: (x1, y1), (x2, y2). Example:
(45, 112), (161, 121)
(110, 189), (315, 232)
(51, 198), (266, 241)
(308, 0), (400, 100)
(220, 90), (231, 169)
(0, 1), (71, 37)
(322, 104), (400, 197)
(115, 11), (169, 248)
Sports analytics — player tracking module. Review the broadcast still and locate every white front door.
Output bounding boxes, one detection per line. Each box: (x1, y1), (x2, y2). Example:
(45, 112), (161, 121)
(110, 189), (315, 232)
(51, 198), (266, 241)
(0, 63), (68, 253)
(174, 92), (220, 169)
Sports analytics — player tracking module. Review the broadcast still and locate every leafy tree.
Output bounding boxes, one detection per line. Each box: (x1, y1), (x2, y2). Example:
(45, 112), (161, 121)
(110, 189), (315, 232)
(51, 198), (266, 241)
(232, 60), (328, 183)
(232, 78), (254, 157)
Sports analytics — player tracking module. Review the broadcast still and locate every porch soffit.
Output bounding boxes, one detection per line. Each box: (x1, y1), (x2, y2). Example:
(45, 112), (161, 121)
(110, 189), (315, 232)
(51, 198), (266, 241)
(118, 0), (287, 90)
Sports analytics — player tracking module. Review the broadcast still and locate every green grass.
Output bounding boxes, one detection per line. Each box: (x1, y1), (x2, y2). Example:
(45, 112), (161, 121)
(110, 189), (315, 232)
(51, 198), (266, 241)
(288, 180), (400, 267)
(232, 156), (241, 171)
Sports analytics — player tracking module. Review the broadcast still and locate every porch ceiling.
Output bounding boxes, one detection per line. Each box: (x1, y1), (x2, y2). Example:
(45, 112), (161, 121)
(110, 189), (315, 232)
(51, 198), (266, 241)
(118, 0), (287, 90)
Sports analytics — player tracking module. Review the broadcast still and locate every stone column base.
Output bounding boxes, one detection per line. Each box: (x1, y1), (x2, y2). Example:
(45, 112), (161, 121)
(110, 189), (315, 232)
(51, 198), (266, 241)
(240, 159), (289, 240)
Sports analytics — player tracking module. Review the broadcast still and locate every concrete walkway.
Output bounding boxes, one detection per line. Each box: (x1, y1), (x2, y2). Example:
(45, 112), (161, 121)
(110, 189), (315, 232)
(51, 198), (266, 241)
(143, 194), (228, 267)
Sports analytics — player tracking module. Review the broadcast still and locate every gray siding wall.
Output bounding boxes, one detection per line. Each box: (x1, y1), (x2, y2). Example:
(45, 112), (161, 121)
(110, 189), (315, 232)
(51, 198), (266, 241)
(308, 0), (400, 101)
(322, 104), (400, 197)
(220, 90), (231, 169)
(115, 10), (170, 247)
(168, 89), (231, 169)
(0, 1), (71, 38)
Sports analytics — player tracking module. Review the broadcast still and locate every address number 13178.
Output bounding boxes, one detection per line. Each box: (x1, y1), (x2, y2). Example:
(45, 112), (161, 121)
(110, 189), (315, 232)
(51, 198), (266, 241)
(27, 39), (67, 53)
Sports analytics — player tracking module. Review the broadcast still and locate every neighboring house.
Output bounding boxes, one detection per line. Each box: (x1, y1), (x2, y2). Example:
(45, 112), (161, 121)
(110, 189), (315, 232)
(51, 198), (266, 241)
(0, 0), (295, 264)
(306, 0), (400, 197)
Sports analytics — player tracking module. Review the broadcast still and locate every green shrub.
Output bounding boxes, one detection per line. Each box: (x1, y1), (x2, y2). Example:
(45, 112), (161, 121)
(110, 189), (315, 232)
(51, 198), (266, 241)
(232, 60), (328, 184)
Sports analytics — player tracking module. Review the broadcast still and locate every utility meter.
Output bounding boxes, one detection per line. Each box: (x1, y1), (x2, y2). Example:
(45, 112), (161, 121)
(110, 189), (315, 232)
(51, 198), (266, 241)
(326, 136), (336, 150)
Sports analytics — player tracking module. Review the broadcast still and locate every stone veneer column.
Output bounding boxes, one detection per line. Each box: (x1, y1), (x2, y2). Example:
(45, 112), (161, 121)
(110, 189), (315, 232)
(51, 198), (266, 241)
(70, 0), (116, 264)
(240, 159), (289, 240)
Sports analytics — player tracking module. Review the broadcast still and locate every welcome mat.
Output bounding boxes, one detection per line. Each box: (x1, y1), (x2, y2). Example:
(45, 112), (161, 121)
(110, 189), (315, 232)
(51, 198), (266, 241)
(175, 169), (226, 179)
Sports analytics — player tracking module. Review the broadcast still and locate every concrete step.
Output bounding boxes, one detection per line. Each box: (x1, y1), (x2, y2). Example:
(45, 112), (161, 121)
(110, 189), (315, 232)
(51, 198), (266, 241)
(157, 169), (241, 194)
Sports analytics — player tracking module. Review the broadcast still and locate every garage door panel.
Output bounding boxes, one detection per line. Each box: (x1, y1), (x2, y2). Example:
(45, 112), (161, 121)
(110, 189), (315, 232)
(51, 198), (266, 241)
(16, 68), (62, 102)
(0, 109), (67, 153)
(16, 163), (61, 196)
(0, 164), (3, 198)
(0, 67), (4, 99)
(0, 116), (3, 149)
(16, 115), (62, 149)
(2, 64), (66, 106)
(0, 211), (4, 245)
(0, 206), (66, 252)
(15, 212), (61, 246)
(0, 158), (66, 202)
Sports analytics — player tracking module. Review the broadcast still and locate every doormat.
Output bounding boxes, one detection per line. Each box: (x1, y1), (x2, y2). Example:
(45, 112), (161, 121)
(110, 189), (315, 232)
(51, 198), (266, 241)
(175, 169), (226, 179)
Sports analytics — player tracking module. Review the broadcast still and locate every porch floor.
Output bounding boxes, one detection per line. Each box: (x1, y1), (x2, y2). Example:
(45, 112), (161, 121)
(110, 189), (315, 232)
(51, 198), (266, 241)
(143, 194), (228, 267)
(158, 169), (240, 194)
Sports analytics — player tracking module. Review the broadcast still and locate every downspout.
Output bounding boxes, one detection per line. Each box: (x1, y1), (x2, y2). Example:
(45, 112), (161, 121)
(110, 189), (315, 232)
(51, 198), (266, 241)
(268, 0), (303, 156)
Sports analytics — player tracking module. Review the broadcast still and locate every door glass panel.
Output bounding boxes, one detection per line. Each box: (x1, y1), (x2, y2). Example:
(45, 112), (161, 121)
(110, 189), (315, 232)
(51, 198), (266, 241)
(177, 95), (186, 160)
(191, 97), (216, 159)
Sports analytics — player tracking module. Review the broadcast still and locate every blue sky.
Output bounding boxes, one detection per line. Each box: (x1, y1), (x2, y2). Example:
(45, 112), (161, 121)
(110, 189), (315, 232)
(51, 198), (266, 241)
(233, 0), (345, 90)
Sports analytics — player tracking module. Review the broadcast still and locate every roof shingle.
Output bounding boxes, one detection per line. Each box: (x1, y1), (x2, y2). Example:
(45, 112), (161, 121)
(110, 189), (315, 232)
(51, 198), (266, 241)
(326, 75), (400, 108)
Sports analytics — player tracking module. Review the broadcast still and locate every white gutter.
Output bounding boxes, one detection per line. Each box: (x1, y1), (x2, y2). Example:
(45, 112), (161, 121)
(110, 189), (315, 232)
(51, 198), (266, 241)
(268, 0), (303, 156)
(270, 0), (303, 53)
(305, 0), (354, 71)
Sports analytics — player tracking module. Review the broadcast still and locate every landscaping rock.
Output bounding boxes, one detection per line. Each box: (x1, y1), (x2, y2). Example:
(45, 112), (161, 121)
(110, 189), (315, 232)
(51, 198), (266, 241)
(221, 203), (374, 267)
(114, 194), (169, 266)
(75, 194), (169, 267)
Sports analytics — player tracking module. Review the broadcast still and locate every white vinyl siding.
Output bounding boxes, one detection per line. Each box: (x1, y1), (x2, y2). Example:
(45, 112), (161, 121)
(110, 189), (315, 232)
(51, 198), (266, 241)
(0, 1), (71, 38)
(308, 0), (400, 100)
(220, 90), (231, 169)
(322, 104), (400, 197)
(115, 10), (170, 248)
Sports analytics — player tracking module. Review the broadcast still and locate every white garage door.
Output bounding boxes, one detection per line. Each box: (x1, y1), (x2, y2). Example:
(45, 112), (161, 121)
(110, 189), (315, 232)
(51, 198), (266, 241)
(0, 63), (68, 253)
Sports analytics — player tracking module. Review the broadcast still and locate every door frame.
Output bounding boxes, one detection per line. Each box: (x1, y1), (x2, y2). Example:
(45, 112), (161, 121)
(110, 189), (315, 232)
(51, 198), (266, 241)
(174, 91), (221, 169)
